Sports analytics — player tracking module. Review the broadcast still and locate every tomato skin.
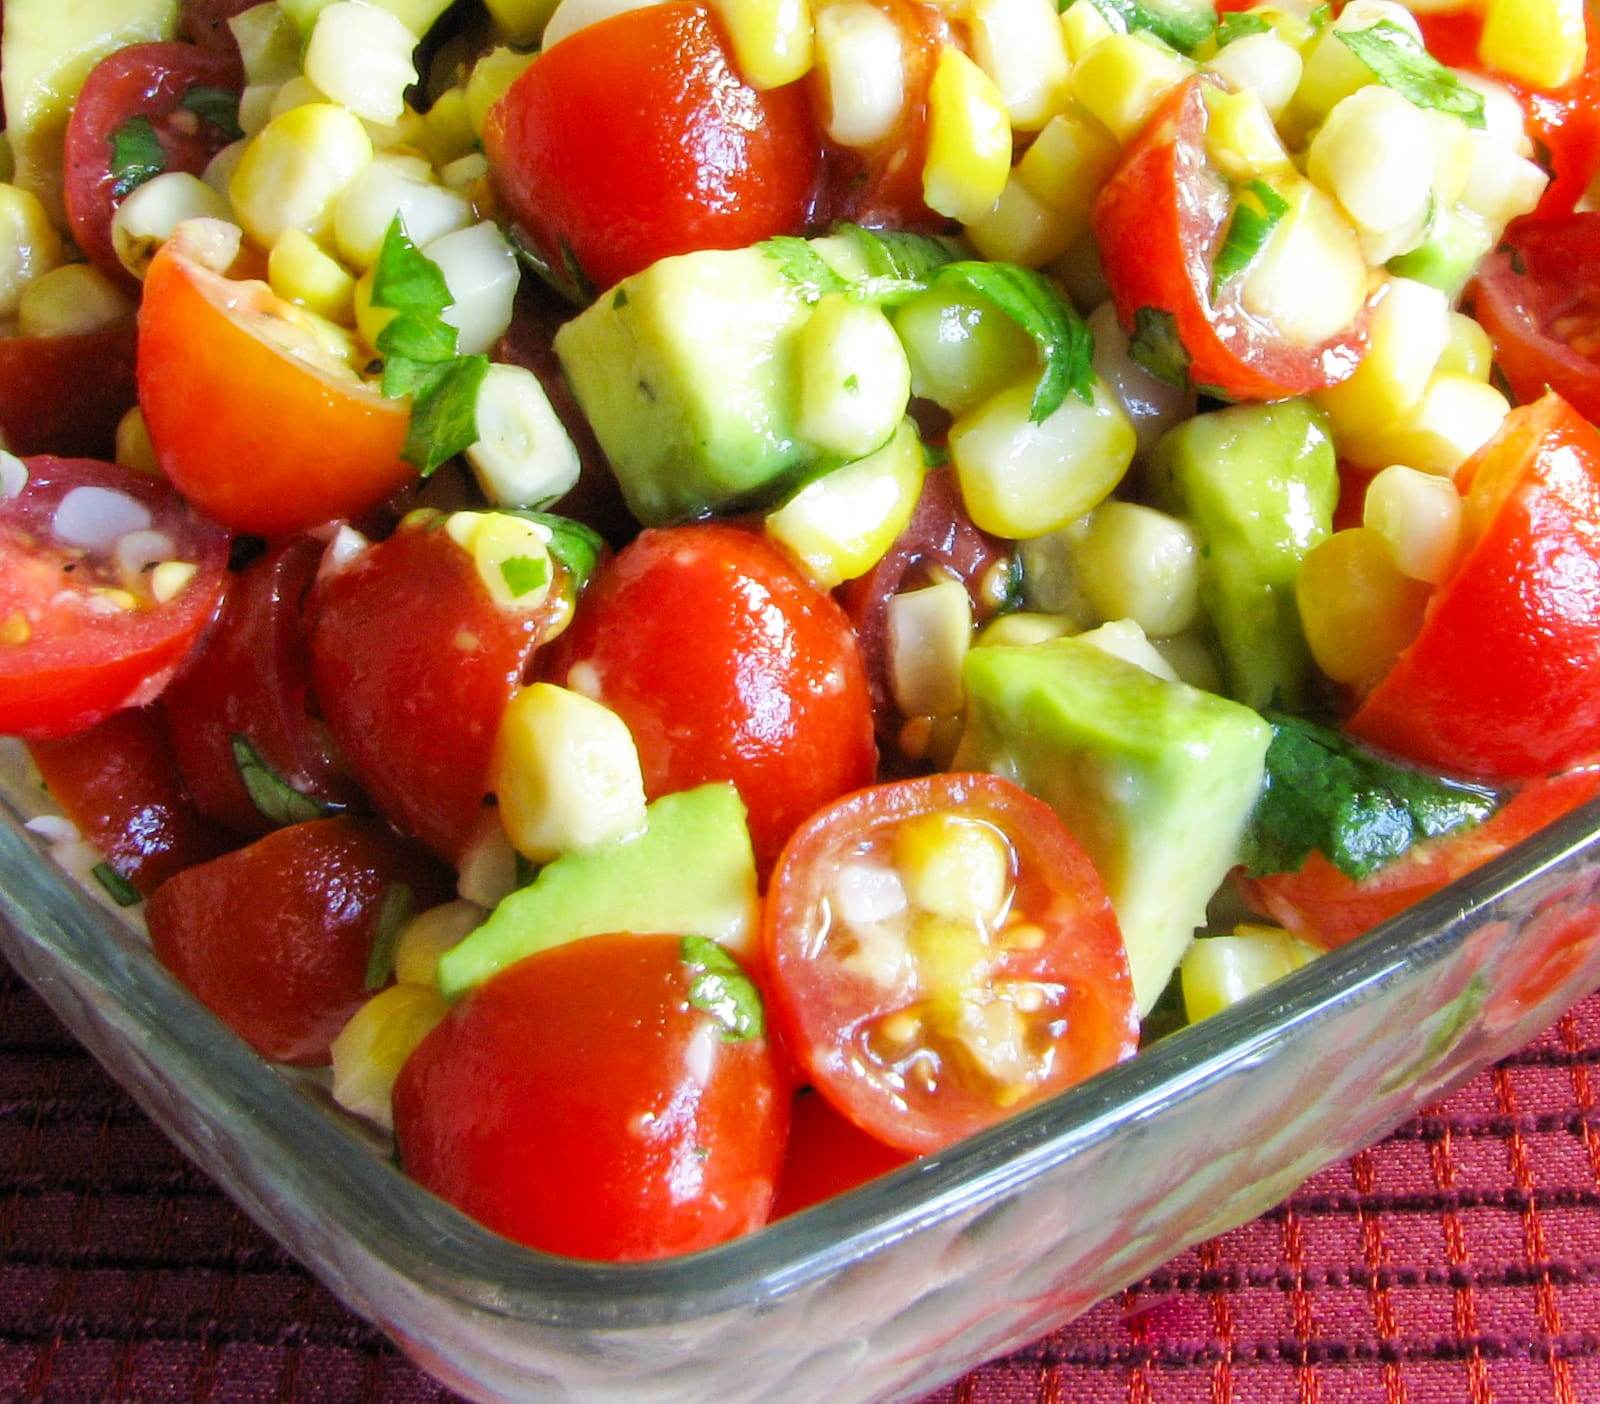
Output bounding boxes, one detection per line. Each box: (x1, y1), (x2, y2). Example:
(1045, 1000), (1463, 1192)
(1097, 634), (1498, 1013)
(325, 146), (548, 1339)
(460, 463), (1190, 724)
(770, 1089), (911, 1218)
(764, 773), (1138, 1155)
(1092, 77), (1368, 402)
(308, 520), (547, 862)
(393, 932), (788, 1260)
(545, 524), (877, 872)
(137, 240), (413, 536)
(146, 818), (450, 1064)
(0, 457), (230, 741)
(484, 2), (821, 293)
(1349, 394), (1600, 780)
(1467, 215), (1600, 424)
(178, 0), (253, 69)
(64, 43), (242, 284)
(0, 323), (138, 459)
(163, 537), (360, 836)
(27, 706), (233, 896)
(1240, 770), (1600, 949)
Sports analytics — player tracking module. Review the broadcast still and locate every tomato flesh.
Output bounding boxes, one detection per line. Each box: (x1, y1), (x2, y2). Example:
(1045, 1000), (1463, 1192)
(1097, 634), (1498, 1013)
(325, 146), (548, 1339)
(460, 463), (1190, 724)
(0, 323), (138, 459)
(770, 1088), (911, 1218)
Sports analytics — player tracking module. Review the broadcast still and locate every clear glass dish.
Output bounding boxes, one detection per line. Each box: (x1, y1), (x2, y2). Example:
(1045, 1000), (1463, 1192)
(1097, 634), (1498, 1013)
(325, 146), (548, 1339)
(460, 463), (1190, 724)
(3, 742), (1599, 1404)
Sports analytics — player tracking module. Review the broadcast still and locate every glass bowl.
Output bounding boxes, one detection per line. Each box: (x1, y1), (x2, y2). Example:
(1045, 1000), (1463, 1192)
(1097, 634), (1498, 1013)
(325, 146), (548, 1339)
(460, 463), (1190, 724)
(2, 744), (1599, 1403)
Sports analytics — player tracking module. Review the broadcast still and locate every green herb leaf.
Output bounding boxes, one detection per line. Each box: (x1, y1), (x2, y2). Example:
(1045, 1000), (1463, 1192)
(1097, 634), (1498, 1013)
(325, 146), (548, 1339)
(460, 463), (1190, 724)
(180, 84), (244, 140)
(1215, 11), (1270, 44)
(499, 552), (551, 598)
(1211, 179), (1291, 298)
(371, 216), (454, 321)
(1127, 305), (1191, 388)
(1090, 0), (1217, 54)
(92, 863), (141, 907)
(507, 512), (605, 594)
(681, 934), (765, 1042)
(401, 354), (490, 477)
(757, 235), (852, 304)
(933, 262), (1096, 421)
(1335, 21), (1487, 128)
(109, 115), (167, 199)
(1308, 2), (1331, 27)
(231, 734), (337, 827)
(365, 883), (415, 991)
(1240, 714), (1501, 882)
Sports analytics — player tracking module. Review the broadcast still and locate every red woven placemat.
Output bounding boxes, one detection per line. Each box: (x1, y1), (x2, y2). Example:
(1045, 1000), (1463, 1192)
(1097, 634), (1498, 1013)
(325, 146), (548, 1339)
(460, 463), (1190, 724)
(7, 957), (1600, 1403)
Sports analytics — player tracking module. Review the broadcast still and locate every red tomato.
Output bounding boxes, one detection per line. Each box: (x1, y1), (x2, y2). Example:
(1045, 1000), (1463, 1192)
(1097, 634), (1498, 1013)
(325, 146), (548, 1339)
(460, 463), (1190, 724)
(179, 0), (254, 68)
(1349, 393), (1600, 780)
(770, 1089), (912, 1218)
(138, 233), (413, 536)
(28, 706), (233, 896)
(0, 323), (138, 459)
(147, 817), (449, 1063)
(483, 2), (821, 293)
(0, 456), (229, 740)
(1091, 76), (1369, 402)
(308, 516), (551, 861)
(1240, 770), (1600, 949)
(64, 43), (242, 284)
(764, 773), (1138, 1154)
(545, 524), (876, 871)
(163, 537), (360, 836)
(393, 932), (788, 1259)
(1468, 214), (1600, 424)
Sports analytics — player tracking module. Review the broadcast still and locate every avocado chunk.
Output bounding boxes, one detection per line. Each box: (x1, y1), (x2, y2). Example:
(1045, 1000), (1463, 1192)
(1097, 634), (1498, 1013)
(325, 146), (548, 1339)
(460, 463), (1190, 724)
(1149, 398), (1336, 712)
(955, 637), (1270, 1014)
(3, 0), (181, 222)
(554, 245), (818, 526)
(1387, 206), (1496, 301)
(435, 783), (760, 1000)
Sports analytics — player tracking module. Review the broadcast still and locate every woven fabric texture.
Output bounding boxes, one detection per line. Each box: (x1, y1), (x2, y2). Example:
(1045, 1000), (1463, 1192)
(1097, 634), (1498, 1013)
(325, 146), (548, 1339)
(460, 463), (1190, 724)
(7, 957), (1600, 1403)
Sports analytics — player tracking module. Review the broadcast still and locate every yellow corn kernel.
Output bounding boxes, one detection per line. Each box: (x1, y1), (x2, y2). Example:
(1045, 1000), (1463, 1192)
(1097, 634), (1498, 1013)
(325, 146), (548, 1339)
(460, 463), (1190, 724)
(352, 267), (391, 349)
(1362, 463), (1463, 584)
(1060, 0), (1121, 63)
(1480, 0), (1586, 89)
(1296, 526), (1432, 688)
(15, 264), (134, 339)
(1072, 33), (1195, 145)
(1344, 372), (1511, 475)
(0, 183), (63, 318)
(887, 579), (973, 716)
(419, 86), (478, 168)
(797, 294), (911, 457)
(974, 611), (1076, 648)
(484, 0), (562, 43)
(329, 984), (449, 1129)
(968, 0), (1072, 131)
(1075, 500), (1201, 638)
(711, 0), (814, 90)
(268, 229), (357, 323)
(1016, 108), (1120, 221)
(1313, 276), (1448, 440)
(394, 899), (483, 986)
(1202, 87), (1295, 182)
(466, 47), (537, 136)
(894, 812), (1013, 927)
(447, 511), (557, 610)
(150, 562), (199, 604)
(115, 409), (161, 478)
(965, 173), (1078, 267)
(1438, 311), (1494, 382)
(922, 46), (1012, 224)
(1181, 926), (1319, 1023)
(230, 104), (375, 247)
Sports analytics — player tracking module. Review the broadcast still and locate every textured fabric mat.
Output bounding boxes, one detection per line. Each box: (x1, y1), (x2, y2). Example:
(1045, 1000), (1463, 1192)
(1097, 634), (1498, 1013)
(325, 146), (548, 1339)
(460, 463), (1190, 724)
(8, 958), (1600, 1404)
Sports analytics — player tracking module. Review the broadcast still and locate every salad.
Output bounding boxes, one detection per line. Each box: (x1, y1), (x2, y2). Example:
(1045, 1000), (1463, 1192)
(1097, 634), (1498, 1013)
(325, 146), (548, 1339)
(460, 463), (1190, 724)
(1, 0), (1598, 1267)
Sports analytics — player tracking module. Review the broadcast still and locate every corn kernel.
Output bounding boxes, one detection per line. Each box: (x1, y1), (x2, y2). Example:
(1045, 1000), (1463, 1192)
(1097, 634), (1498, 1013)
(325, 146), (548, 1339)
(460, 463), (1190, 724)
(1060, 0), (1122, 63)
(1152, 629), (1221, 691)
(1204, 30), (1303, 117)
(1363, 463), (1463, 584)
(1181, 927), (1318, 1022)
(712, 0), (813, 90)
(1202, 86), (1295, 182)
(16, 264), (134, 338)
(797, 293), (911, 457)
(1438, 311), (1494, 381)
(965, 175), (1078, 267)
(330, 984), (449, 1129)
(231, 104), (374, 247)
(0, 183), (63, 318)
(813, 0), (906, 145)
(465, 47), (537, 136)
(887, 579), (973, 716)
(894, 812), (1013, 927)
(1296, 526), (1432, 688)
(1016, 108), (1120, 221)
(304, 2), (420, 125)
(112, 172), (232, 280)
(484, 0), (562, 42)
(922, 46), (1012, 224)
(1286, 0), (1422, 133)
(1344, 372), (1510, 475)
(422, 221), (519, 355)
(1072, 33), (1195, 145)
(1075, 617), (1179, 679)
(1240, 179), (1368, 349)
(974, 611), (1076, 648)
(393, 899), (483, 986)
(1076, 500), (1201, 637)
(1480, 0), (1586, 89)
(968, 0), (1071, 131)
(115, 409), (161, 478)
(1307, 85), (1434, 262)
(466, 363), (582, 509)
(230, 2), (301, 83)
(1314, 276), (1449, 440)
(149, 561), (199, 603)
(269, 229), (357, 322)
(450, 511), (557, 610)
(541, 0), (657, 47)
(333, 154), (472, 271)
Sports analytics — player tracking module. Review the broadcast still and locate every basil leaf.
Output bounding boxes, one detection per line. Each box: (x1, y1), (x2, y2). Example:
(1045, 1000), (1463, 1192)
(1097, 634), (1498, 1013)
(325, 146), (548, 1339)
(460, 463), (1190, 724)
(681, 935), (765, 1042)
(180, 84), (243, 140)
(499, 552), (550, 598)
(231, 734), (336, 827)
(403, 355), (490, 477)
(1127, 306), (1191, 388)
(933, 262), (1096, 421)
(1335, 21), (1487, 129)
(92, 863), (141, 907)
(371, 216), (454, 320)
(364, 883), (415, 991)
(109, 115), (167, 199)
(757, 235), (851, 304)
(1092, 0), (1217, 54)
(1215, 11), (1270, 44)
(1211, 179), (1291, 298)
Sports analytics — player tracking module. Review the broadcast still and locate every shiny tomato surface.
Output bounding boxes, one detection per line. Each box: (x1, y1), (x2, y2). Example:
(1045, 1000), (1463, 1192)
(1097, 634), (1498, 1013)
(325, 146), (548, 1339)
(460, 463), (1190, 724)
(0, 322), (138, 459)
(147, 817), (448, 1064)
(770, 1088), (912, 1218)
(545, 523), (877, 871)
(393, 932), (788, 1259)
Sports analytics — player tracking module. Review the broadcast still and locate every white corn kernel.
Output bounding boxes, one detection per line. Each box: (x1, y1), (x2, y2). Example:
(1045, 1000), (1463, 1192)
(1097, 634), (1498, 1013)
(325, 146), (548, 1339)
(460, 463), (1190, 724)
(424, 222), (519, 355)
(0, 183), (62, 318)
(1458, 136), (1549, 233)
(1204, 31), (1303, 118)
(1307, 86), (1434, 263)
(797, 293), (911, 458)
(231, 104), (375, 246)
(1241, 179), (1368, 348)
(1072, 33), (1195, 145)
(888, 579), (973, 717)
(923, 47), (1012, 224)
(456, 815), (522, 906)
(305, 1), (420, 125)
(330, 984), (449, 1129)
(393, 899), (483, 986)
(230, 2), (302, 84)
(202, 140), (249, 197)
(1439, 311), (1494, 381)
(813, 1), (906, 146)
(542, 0), (659, 48)
(238, 84), (282, 138)
(1456, 71), (1535, 156)
(1088, 300), (1194, 458)
(974, 611), (1075, 648)
(466, 364), (582, 509)
(269, 75), (328, 121)
(711, 0), (813, 90)
(440, 153), (489, 194)
(969, 0), (1072, 131)
(333, 155), (472, 270)
(16, 264), (134, 338)
(1076, 501), (1201, 638)
(1075, 617), (1179, 680)
(1363, 463), (1464, 584)
(964, 175), (1077, 267)
(111, 172), (232, 280)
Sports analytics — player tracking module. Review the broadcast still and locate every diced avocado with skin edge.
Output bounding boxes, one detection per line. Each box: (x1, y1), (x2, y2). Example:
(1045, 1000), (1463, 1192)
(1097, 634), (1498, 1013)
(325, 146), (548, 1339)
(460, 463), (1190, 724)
(1386, 207), (1496, 300)
(955, 637), (1270, 1014)
(1148, 398), (1337, 712)
(435, 784), (761, 1000)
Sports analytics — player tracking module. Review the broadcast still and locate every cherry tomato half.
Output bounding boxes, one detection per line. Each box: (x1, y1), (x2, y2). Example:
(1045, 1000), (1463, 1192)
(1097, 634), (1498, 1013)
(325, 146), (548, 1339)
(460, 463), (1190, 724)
(0, 456), (230, 740)
(764, 773), (1138, 1155)
(64, 43), (242, 284)
(0, 322), (139, 459)
(179, 0), (254, 69)
(484, 2), (822, 293)
(393, 932), (789, 1260)
(1092, 76), (1369, 402)
(770, 1089), (912, 1218)
(546, 523), (877, 872)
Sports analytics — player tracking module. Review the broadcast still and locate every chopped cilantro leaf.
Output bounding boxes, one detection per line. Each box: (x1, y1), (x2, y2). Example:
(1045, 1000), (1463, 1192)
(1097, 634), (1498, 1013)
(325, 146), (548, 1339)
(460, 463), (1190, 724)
(681, 935), (764, 1041)
(757, 235), (850, 303)
(180, 85), (243, 140)
(109, 116), (167, 199)
(1211, 180), (1290, 298)
(1335, 21), (1487, 129)
(1215, 11), (1270, 44)
(231, 734), (337, 827)
(499, 552), (551, 598)
(1128, 306), (1191, 388)
(92, 863), (141, 907)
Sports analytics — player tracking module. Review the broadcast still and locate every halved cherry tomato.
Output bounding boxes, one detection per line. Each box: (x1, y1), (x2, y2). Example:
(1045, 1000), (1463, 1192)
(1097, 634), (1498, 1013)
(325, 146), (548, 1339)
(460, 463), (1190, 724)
(308, 515), (553, 862)
(1239, 770), (1600, 948)
(1092, 76), (1368, 402)
(163, 537), (360, 836)
(64, 43), (242, 284)
(148, 817), (449, 1063)
(1349, 393), (1600, 780)
(393, 932), (788, 1259)
(0, 322), (138, 458)
(1467, 214), (1600, 424)
(28, 705), (233, 896)
(179, 0), (254, 69)
(483, 2), (822, 294)
(770, 1089), (911, 1218)
(764, 773), (1138, 1154)
(0, 456), (230, 740)
(137, 234), (413, 536)
(545, 523), (877, 872)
